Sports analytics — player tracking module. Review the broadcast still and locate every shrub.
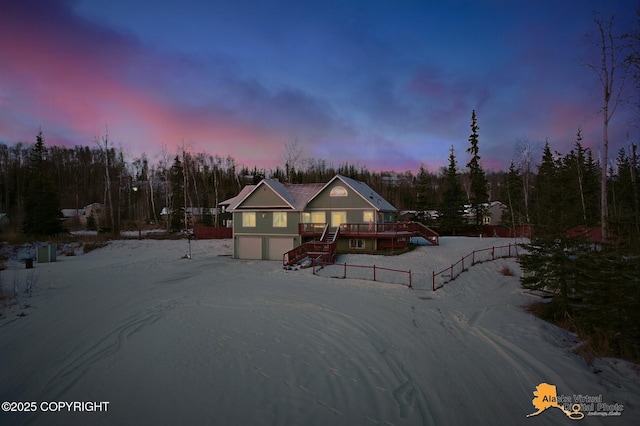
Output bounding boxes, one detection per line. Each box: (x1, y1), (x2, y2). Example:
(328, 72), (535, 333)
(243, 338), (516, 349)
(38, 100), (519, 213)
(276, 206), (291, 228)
(500, 265), (515, 276)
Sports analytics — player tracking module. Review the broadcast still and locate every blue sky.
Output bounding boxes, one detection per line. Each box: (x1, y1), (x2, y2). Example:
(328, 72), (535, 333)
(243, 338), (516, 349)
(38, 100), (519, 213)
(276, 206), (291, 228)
(1, 0), (637, 172)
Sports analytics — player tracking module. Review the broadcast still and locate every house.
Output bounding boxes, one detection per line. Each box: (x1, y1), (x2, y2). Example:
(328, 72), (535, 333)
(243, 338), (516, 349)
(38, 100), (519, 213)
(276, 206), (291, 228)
(83, 203), (107, 229)
(60, 203), (107, 230)
(228, 174), (439, 261)
(483, 201), (505, 225)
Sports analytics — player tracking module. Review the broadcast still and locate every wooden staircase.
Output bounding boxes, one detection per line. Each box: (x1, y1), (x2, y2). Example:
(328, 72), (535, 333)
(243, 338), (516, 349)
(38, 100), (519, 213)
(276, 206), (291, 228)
(283, 224), (339, 266)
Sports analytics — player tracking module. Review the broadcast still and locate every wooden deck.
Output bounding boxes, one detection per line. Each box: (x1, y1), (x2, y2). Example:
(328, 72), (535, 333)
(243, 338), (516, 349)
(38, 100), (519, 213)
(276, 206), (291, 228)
(299, 222), (439, 245)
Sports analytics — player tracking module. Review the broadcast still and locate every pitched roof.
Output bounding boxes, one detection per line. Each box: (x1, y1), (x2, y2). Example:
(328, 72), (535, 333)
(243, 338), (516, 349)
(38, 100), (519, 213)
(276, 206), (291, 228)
(262, 179), (296, 209)
(283, 182), (325, 210)
(220, 185), (256, 210)
(228, 174), (397, 212)
(327, 175), (397, 212)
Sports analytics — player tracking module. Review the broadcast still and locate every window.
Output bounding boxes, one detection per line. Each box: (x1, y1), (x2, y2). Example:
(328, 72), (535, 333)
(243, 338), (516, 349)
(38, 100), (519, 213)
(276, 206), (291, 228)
(273, 212), (287, 228)
(242, 212), (256, 227)
(311, 212), (326, 224)
(350, 239), (365, 249)
(483, 216), (491, 225)
(363, 211), (374, 223)
(330, 186), (348, 197)
(331, 211), (347, 227)
(302, 211), (326, 224)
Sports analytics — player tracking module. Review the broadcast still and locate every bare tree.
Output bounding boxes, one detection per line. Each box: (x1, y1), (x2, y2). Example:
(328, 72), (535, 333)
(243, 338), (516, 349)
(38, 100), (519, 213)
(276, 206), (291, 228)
(515, 137), (536, 224)
(588, 15), (630, 243)
(283, 139), (302, 182)
(96, 130), (115, 233)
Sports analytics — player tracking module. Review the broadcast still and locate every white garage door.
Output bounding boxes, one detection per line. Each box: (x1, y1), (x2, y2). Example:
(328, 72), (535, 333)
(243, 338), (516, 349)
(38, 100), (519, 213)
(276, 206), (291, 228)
(268, 237), (294, 261)
(237, 237), (262, 259)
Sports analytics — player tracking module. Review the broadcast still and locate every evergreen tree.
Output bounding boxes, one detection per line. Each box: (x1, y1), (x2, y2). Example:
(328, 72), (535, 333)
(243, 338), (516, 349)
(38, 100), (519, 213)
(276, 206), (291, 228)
(415, 164), (430, 223)
(21, 131), (63, 236)
(169, 155), (185, 231)
(465, 110), (489, 229)
(439, 146), (466, 235)
(530, 142), (563, 237)
(610, 144), (640, 250)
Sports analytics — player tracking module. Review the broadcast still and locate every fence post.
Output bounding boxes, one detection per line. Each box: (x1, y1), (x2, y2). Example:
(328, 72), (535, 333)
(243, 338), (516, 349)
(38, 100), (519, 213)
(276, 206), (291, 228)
(409, 270), (412, 289)
(508, 243), (511, 257)
(462, 256), (465, 272)
(344, 262), (347, 279)
(450, 264), (453, 280)
(492, 246), (495, 260)
(432, 270), (435, 291)
(373, 264), (376, 281)
(472, 250), (475, 265)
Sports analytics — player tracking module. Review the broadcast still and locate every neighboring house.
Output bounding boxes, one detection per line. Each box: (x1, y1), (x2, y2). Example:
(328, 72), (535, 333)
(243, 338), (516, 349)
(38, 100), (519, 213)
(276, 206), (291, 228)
(228, 174), (439, 261)
(483, 201), (505, 225)
(60, 203), (107, 229)
(83, 203), (107, 229)
(219, 185), (256, 228)
(463, 201), (506, 225)
(160, 206), (220, 228)
(61, 208), (83, 228)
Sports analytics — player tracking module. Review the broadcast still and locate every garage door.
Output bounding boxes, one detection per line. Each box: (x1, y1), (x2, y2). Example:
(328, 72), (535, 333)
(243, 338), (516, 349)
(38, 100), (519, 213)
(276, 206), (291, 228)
(236, 237), (262, 259)
(268, 237), (294, 261)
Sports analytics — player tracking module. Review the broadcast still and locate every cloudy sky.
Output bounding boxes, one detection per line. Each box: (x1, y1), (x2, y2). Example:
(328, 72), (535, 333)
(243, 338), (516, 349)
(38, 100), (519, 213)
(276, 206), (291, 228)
(1, 0), (637, 172)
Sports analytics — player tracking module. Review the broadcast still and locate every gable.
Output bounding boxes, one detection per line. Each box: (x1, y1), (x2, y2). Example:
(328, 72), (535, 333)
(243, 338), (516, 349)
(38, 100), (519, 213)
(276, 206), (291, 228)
(306, 179), (373, 210)
(235, 182), (293, 209)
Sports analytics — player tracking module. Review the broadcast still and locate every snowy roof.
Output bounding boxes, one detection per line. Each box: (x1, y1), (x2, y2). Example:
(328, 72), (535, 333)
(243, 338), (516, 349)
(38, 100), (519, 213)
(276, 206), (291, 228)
(61, 208), (83, 218)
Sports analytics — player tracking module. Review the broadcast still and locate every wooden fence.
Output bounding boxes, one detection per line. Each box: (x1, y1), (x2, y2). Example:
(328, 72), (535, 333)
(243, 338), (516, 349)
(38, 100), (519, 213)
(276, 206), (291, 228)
(312, 260), (412, 288)
(432, 243), (520, 291)
(193, 226), (232, 239)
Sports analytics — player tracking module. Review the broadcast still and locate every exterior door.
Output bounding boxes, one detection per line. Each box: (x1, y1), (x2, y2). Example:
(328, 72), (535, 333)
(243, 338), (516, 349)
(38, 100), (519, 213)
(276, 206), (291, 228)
(331, 211), (347, 228)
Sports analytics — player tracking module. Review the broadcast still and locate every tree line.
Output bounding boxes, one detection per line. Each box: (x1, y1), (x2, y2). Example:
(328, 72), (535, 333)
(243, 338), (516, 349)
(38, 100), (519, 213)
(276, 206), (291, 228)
(1, 116), (637, 240)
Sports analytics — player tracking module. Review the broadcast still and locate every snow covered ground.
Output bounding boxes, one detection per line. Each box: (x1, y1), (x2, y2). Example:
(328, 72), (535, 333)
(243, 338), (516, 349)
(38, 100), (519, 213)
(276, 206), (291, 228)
(1, 237), (638, 425)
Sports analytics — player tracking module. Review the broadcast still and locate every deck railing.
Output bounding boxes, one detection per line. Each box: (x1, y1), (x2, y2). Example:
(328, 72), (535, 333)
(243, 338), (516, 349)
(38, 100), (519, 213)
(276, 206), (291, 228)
(283, 227), (340, 266)
(298, 221), (439, 245)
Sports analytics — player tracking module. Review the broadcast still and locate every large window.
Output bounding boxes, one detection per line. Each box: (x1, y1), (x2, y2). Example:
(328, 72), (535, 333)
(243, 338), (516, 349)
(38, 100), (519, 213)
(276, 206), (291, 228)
(331, 211), (347, 227)
(242, 212), (256, 227)
(302, 211), (326, 224)
(273, 212), (287, 228)
(363, 211), (374, 223)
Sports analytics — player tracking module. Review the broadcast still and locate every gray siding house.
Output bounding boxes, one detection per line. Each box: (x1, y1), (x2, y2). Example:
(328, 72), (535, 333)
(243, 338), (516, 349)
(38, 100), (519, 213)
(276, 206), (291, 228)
(228, 175), (401, 260)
